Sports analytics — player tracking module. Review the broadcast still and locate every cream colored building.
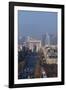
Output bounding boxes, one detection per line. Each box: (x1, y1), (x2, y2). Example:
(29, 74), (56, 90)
(18, 45), (22, 51)
(18, 36), (41, 52)
(42, 45), (57, 64)
(46, 45), (57, 64)
(46, 58), (57, 64)
(27, 36), (41, 52)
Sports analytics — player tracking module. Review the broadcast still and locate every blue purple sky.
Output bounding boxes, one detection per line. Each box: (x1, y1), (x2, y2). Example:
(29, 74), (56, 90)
(18, 10), (57, 40)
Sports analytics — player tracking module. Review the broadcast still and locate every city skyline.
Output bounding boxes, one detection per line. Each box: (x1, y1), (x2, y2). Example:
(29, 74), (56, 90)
(18, 33), (57, 46)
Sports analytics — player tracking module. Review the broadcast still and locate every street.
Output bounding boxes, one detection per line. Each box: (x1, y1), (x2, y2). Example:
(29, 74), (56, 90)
(18, 52), (47, 79)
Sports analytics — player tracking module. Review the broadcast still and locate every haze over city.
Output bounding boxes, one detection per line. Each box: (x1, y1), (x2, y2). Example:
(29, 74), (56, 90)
(18, 10), (57, 40)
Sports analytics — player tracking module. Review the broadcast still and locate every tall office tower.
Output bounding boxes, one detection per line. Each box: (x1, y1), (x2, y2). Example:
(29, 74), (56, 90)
(45, 33), (50, 46)
(42, 34), (46, 46)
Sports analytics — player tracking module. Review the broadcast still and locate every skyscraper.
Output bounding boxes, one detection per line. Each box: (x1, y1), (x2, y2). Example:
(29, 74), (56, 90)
(45, 33), (50, 46)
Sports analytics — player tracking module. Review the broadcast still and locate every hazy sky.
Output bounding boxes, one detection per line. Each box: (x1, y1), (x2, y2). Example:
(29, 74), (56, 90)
(18, 10), (57, 40)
